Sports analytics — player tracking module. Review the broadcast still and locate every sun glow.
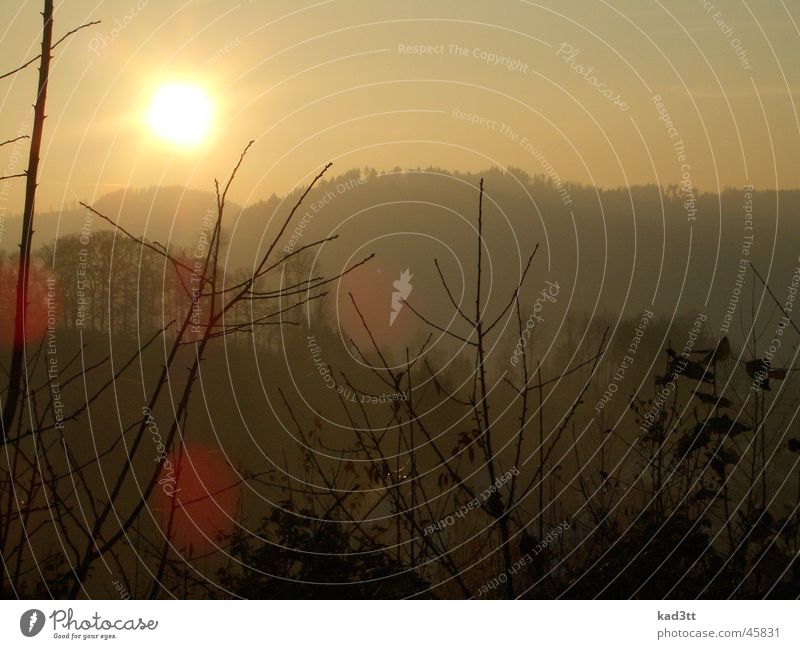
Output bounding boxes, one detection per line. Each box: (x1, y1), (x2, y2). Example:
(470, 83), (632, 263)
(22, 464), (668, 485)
(146, 83), (212, 146)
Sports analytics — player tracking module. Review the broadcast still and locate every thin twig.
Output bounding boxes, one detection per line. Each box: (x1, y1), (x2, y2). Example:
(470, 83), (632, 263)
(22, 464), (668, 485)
(750, 263), (800, 336)
(0, 135), (29, 148)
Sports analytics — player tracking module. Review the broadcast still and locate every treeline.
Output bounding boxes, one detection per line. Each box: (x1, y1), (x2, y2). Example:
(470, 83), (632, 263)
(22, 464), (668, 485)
(0, 232), (311, 347)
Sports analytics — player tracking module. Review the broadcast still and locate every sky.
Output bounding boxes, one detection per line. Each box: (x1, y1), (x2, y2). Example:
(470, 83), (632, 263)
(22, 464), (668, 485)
(1, 0), (799, 212)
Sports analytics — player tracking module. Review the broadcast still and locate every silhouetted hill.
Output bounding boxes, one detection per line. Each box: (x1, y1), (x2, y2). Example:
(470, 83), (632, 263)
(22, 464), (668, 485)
(8, 169), (800, 356)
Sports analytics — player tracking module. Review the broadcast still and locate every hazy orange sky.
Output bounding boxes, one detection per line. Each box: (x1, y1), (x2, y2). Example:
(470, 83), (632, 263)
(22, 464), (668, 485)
(2, 0), (799, 212)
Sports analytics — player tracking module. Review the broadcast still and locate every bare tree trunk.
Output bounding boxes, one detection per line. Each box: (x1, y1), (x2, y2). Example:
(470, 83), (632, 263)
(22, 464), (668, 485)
(2, 0), (54, 439)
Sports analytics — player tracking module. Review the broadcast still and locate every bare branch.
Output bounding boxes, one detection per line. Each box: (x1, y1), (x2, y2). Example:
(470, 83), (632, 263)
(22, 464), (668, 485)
(750, 263), (800, 336)
(51, 20), (102, 50)
(0, 135), (29, 148)
(0, 21), (101, 81)
(433, 258), (474, 326)
(252, 162), (333, 280)
(78, 202), (197, 276)
(484, 244), (539, 335)
(401, 297), (477, 346)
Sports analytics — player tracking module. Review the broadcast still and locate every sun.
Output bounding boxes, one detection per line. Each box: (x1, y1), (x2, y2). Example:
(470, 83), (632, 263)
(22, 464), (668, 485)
(146, 84), (212, 146)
